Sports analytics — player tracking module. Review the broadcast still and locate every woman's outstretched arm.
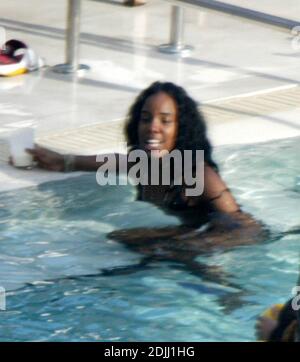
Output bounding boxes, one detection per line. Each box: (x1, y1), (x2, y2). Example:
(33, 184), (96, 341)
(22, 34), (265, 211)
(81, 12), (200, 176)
(25, 146), (128, 173)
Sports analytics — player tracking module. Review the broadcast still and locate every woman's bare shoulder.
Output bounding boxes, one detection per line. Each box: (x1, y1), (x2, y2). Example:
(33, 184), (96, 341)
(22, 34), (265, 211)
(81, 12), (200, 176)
(201, 164), (240, 213)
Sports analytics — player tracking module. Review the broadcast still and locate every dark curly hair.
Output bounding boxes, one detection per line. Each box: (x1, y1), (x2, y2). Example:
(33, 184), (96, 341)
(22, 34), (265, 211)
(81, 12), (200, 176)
(125, 81), (218, 171)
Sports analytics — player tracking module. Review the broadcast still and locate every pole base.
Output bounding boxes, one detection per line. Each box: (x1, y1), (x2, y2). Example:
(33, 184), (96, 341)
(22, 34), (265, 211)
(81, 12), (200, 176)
(158, 44), (193, 57)
(52, 63), (90, 75)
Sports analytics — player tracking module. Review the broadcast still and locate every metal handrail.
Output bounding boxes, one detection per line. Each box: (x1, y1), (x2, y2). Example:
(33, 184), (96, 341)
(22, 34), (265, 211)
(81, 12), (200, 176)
(168, 0), (300, 32)
(53, 0), (300, 69)
(161, 0), (300, 55)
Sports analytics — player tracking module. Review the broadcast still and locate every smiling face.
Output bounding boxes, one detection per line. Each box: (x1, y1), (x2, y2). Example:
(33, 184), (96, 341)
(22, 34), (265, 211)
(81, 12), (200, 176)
(137, 92), (179, 158)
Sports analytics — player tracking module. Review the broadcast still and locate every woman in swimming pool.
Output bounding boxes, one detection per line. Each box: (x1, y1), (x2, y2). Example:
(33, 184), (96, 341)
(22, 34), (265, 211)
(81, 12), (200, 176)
(24, 82), (268, 309)
(26, 82), (265, 260)
(27, 81), (260, 226)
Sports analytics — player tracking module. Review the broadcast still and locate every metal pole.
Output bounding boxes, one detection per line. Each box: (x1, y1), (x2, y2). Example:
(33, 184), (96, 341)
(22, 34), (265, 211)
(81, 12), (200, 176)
(170, 6), (184, 48)
(158, 6), (193, 56)
(52, 0), (90, 74)
(66, 0), (81, 71)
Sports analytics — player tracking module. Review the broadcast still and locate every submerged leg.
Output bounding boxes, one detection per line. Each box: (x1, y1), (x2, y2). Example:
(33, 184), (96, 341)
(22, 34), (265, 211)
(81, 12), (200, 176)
(107, 225), (262, 312)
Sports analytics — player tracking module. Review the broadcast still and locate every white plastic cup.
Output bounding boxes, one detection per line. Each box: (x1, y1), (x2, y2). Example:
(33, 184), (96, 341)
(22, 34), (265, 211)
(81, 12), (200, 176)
(9, 127), (34, 168)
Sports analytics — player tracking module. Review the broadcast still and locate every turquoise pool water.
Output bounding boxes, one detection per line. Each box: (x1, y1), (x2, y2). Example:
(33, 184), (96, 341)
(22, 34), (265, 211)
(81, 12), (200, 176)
(0, 137), (299, 341)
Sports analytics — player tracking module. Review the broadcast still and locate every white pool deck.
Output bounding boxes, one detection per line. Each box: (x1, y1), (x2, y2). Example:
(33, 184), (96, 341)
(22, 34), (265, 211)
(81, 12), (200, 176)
(0, 0), (300, 192)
